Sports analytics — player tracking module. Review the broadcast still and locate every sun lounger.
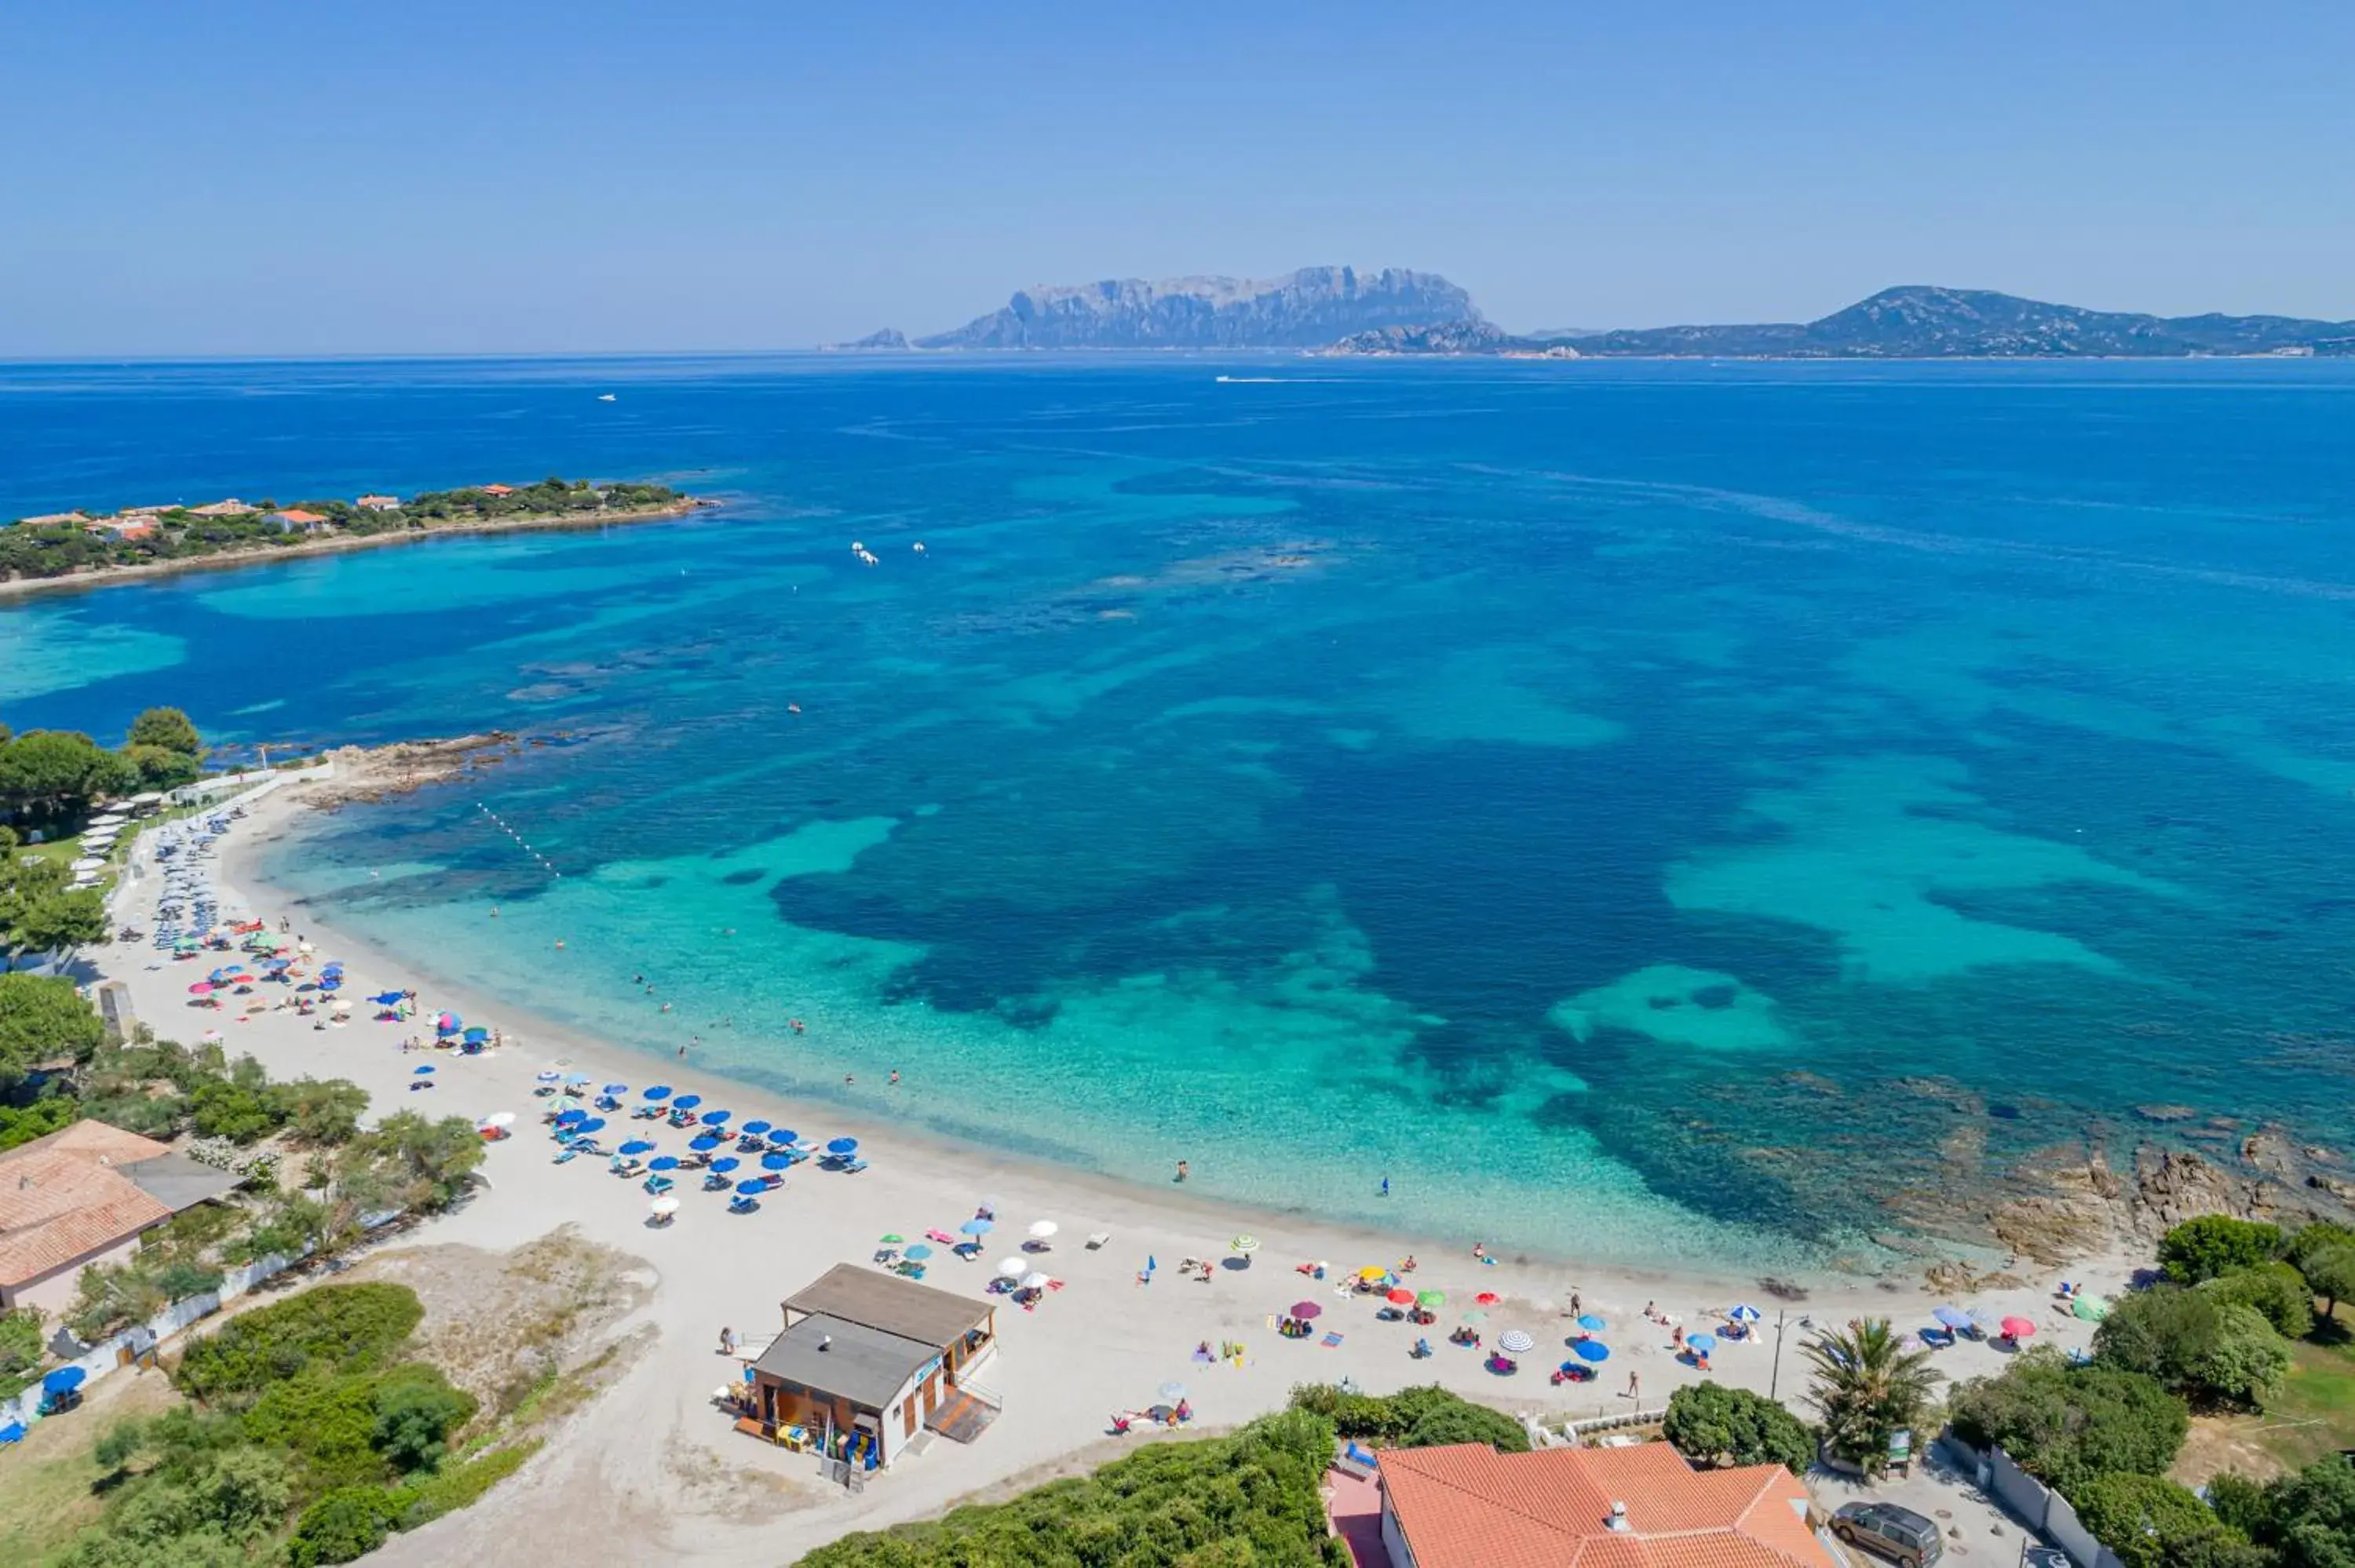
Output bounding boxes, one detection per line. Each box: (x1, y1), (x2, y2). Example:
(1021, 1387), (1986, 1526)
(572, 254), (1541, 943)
(838, 1157), (869, 1174)
(926, 1229), (957, 1246)
(728, 1196), (760, 1214)
(643, 1175), (674, 1195)
(1086, 1232), (1110, 1250)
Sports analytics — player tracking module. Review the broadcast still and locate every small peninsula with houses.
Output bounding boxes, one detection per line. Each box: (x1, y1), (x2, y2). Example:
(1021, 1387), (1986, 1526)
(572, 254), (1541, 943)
(0, 477), (704, 596)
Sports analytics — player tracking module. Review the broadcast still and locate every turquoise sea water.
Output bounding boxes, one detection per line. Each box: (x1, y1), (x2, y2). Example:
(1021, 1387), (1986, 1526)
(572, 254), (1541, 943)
(6, 355), (2353, 1274)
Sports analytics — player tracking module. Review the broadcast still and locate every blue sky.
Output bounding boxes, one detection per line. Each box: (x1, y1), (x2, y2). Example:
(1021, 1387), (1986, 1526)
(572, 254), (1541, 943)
(5, 2), (2351, 354)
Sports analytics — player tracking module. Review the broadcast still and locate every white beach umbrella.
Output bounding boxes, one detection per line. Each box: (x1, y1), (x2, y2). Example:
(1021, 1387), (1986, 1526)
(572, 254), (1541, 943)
(649, 1195), (680, 1216)
(995, 1257), (1027, 1279)
(1028, 1220), (1058, 1240)
(1230, 1234), (1260, 1254)
(1498, 1329), (1536, 1355)
(1020, 1271), (1051, 1290)
(481, 1111), (517, 1129)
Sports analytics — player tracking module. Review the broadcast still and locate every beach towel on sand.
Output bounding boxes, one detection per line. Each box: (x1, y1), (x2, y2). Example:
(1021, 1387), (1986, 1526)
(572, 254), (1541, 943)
(1322, 1332), (1345, 1348)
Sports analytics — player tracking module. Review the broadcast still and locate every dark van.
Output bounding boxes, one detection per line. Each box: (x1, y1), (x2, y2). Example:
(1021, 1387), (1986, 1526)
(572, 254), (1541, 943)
(1831, 1501), (1944, 1567)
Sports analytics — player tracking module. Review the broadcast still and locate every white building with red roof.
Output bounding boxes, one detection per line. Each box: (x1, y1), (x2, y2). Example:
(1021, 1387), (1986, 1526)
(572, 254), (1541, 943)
(0, 1121), (242, 1312)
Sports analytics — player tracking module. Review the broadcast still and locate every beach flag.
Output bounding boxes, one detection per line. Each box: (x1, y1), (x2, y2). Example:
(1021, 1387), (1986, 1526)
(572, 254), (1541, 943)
(1147, 1255), (1156, 1273)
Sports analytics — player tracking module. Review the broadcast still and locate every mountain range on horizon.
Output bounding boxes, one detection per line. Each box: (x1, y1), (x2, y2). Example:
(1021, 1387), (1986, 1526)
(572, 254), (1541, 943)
(836, 269), (2355, 359)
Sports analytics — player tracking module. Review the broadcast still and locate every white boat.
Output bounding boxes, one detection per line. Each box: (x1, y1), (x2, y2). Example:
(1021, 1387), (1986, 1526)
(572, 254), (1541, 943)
(597, 393), (617, 402)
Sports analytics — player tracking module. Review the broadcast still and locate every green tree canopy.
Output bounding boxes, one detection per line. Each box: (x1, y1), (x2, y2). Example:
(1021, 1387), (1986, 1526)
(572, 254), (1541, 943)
(0, 729), (135, 821)
(173, 1283), (424, 1407)
(1662, 1382), (1816, 1475)
(0, 827), (108, 965)
(1802, 1317), (1940, 1471)
(122, 743), (201, 792)
(2072, 1474), (2244, 1568)
(2301, 1245), (2355, 1322)
(126, 706), (203, 758)
(2160, 1216), (2287, 1285)
(0, 970), (104, 1081)
(2095, 1286), (2288, 1408)
(1946, 1348), (2188, 1493)
(2201, 1262), (2317, 1341)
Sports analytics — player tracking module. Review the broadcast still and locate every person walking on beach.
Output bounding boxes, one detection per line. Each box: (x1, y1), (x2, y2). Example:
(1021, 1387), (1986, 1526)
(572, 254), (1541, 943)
(718, 1326), (736, 1356)
(1626, 1370), (1640, 1401)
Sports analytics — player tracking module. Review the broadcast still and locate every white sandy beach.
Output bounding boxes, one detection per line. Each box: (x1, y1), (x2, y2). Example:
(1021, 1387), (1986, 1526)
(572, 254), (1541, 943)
(88, 779), (2128, 1565)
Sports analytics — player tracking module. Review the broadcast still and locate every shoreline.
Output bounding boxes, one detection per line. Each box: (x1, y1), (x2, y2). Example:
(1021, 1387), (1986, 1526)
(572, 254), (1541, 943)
(0, 498), (713, 603)
(77, 773), (2133, 1560)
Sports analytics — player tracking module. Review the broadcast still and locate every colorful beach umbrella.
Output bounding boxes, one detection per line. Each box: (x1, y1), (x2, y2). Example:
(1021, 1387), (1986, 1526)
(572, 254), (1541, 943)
(1462, 1311), (1488, 1326)
(1417, 1290), (1446, 1308)
(959, 1217), (993, 1235)
(1475, 1291), (1500, 1307)
(601, 1083), (628, 1096)
(1575, 1314), (1607, 1333)
(537, 1070), (563, 1082)
(1288, 1300), (1323, 1320)
(42, 1366), (87, 1395)
(2071, 1293), (2111, 1322)
(1728, 1304), (1762, 1323)
(904, 1244), (933, 1260)
(879, 1233), (905, 1245)
(1686, 1333), (1718, 1354)
(2000, 1317), (2036, 1340)
(187, 982), (214, 994)
(412, 1065), (434, 1075)
(1499, 1329), (1535, 1355)
(1386, 1288), (1416, 1306)
(374, 992), (407, 1006)
(1230, 1234), (1260, 1254)
(1572, 1339), (1611, 1362)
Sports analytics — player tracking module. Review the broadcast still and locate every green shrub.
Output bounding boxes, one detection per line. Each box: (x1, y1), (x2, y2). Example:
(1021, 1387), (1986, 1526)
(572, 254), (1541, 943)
(283, 1485), (404, 1566)
(2301, 1245), (2355, 1322)
(1663, 1382), (1817, 1475)
(801, 1407), (1347, 1566)
(2095, 1287), (2291, 1407)
(2201, 1262), (2317, 1341)
(372, 1364), (479, 1474)
(396, 1439), (539, 1529)
(173, 1282), (422, 1406)
(1289, 1382), (1529, 1453)
(244, 1373), (388, 1490)
(2072, 1473), (2240, 1568)
(1948, 1349), (2187, 1493)
(2160, 1216), (2285, 1285)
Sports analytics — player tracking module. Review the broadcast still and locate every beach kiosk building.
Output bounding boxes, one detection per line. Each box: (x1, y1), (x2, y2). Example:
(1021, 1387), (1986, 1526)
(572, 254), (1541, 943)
(746, 1264), (999, 1470)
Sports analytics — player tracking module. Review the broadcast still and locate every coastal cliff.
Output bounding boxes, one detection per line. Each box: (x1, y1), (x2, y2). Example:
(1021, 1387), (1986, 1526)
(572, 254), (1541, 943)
(918, 266), (1478, 349)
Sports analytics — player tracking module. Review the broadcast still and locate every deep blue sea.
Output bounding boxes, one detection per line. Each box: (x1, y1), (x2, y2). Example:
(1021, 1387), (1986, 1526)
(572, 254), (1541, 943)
(5, 354), (2353, 1274)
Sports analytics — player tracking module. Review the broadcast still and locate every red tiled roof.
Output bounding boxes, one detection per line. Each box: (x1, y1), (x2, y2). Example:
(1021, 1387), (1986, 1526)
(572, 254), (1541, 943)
(1378, 1442), (1833, 1568)
(273, 509), (330, 523)
(0, 1121), (179, 1289)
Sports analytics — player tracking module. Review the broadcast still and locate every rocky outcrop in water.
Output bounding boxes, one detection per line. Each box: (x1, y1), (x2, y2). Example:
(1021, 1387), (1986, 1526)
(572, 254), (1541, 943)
(918, 267), (1477, 349)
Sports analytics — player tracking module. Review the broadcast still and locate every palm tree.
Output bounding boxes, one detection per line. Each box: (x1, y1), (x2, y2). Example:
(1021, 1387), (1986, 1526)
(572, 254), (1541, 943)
(1802, 1317), (1941, 1471)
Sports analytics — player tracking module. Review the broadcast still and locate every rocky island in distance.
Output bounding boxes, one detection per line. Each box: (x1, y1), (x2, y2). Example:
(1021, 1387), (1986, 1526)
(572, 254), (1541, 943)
(840, 269), (2355, 359)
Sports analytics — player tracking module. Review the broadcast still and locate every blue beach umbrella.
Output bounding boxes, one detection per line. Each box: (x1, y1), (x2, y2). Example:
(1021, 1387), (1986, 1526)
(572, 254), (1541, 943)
(673, 1094), (703, 1110)
(648, 1156), (680, 1171)
(43, 1366), (88, 1395)
(602, 1083), (628, 1096)
(1933, 1305), (1973, 1332)
(1575, 1314), (1607, 1333)
(1571, 1339), (1611, 1362)
(1728, 1304), (1762, 1323)
(736, 1180), (766, 1194)
(462, 1026), (489, 1042)
(760, 1153), (793, 1171)
(903, 1244), (933, 1260)
(413, 1065), (434, 1076)
(556, 1108), (587, 1124)
(619, 1140), (655, 1156)
(958, 1217), (993, 1236)
(739, 1120), (771, 1137)
(318, 977), (341, 991)
(1686, 1333), (1718, 1355)
(537, 1069), (563, 1082)
(575, 1118), (606, 1134)
(564, 1071), (593, 1086)
(642, 1085), (673, 1101)
(710, 1157), (741, 1174)
(372, 992), (405, 1006)
(689, 1135), (723, 1152)
(826, 1136), (858, 1156)
(701, 1109), (732, 1127)
(769, 1129), (798, 1147)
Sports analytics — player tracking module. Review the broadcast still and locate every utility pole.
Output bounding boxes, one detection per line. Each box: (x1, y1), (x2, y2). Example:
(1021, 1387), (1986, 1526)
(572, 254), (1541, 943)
(1770, 1309), (1787, 1401)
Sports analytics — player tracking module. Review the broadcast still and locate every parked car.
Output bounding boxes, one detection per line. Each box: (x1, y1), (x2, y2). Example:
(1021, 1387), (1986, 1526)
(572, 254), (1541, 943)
(1831, 1501), (1944, 1568)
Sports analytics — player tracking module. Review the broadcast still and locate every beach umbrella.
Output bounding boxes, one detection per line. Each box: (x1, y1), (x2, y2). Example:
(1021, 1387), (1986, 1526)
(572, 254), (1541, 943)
(574, 1118), (606, 1134)
(462, 1026), (488, 1042)
(2072, 1293), (2111, 1322)
(481, 1112), (516, 1129)
(374, 992), (407, 1007)
(556, 1108), (588, 1124)
(436, 1012), (460, 1032)
(1933, 1305), (1973, 1332)
(2000, 1316), (2036, 1340)
(879, 1233), (905, 1244)
(42, 1366), (88, 1395)
(1575, 1314), (1608, 1333)
(772, 1129), (800, 1147)
(648, 1156), (681, 1171)
(1021, 1271), (1051, 1291)
(710, 1157), (741, 1174)
(996, 1257), (1026, 1278)
(702, 1110), (732, 1127)
(649, 1195), (680, 1217)
(619, 1140), (655, 1156)
(1386, 1288), (1416, 1306)
(564, 1072), (593, 1086)
(826, 1136), (858, 1156)
(1686, 1333), (1718, 1354)
(1230, 1234), (1260, 1255)
(641, 1085), (673, 1101)
(537, 1069), (563, 1082)
(1475, 1291), (1500, 1307)
(413, 1065), (435, 1076)
(959, 1217), (993, 1236)
(1572, 1339), (1611, 1362)
(1356, 1264), (1389, 1282)
(1417, 1290), (1446, 1308)
(689, 1135), (724, 1152)
(904, 1244), (933, 1260)
(740, 1120), (772, 1137)
(1728, 1304), (1762, 1323)
(760, 1153), (793, 1171)
(1158, 1380), (1188, 1402)
(1289, 1300), (1323, 1320)
(187, 982), (214, 995)
(736, 1180), (766, 1195)
(673, 1094), (703, 1110)
(1499, 1329), (1535, 1355)
(601, 1083), (628, 1096)
(1028, 1220), (1059, 1240)
(318, 978), (341, 992)
(1462, 1311), (1488, 1326)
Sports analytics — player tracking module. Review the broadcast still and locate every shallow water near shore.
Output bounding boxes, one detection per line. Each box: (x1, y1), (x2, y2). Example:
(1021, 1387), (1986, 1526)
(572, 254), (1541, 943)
(8, 354), (2354, 1272)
